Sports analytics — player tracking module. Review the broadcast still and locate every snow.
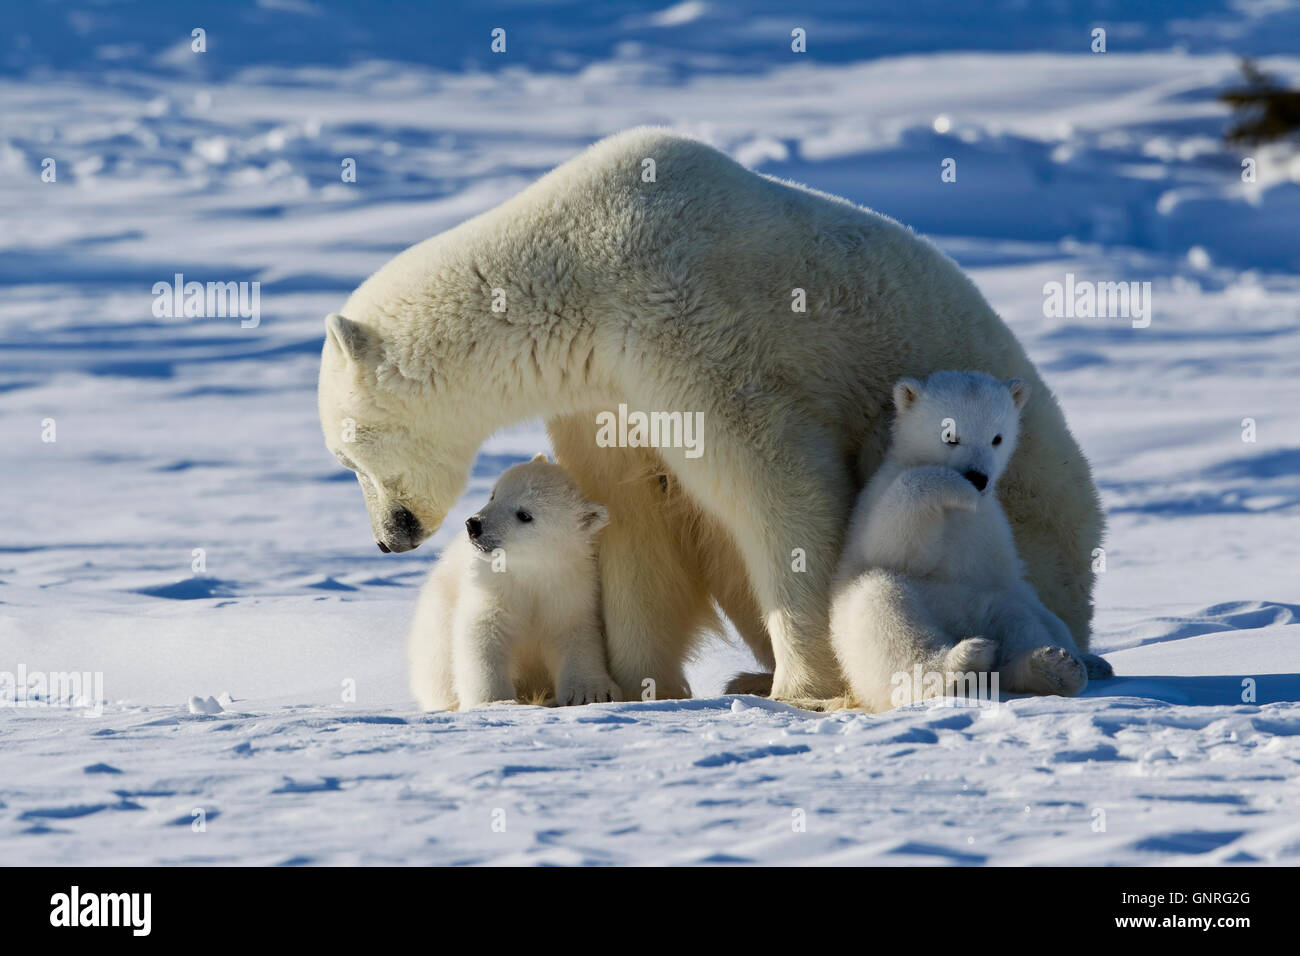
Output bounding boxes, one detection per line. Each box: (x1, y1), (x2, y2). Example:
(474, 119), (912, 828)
(2, 0), (1299, 865)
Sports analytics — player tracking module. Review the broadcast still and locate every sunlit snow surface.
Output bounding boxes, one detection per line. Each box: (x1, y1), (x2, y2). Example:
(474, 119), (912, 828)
(2, 1), (1299, 865)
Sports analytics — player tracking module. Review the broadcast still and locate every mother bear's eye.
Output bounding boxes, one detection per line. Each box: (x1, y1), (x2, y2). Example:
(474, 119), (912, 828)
(516, 510), (533, 523)
(992, 434), (1002, 446)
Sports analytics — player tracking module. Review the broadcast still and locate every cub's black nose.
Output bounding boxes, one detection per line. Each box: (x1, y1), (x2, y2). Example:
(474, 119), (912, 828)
(963, 469), (988, 492)
(377, 541), (391, 553)
(466, 515), (483, 539)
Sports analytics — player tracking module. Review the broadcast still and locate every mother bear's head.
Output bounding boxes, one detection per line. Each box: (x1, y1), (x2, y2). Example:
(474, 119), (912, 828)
(318, 312), (480, 554)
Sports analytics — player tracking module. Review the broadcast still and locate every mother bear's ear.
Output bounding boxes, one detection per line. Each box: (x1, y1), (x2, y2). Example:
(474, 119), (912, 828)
(325, 313), (377, 365)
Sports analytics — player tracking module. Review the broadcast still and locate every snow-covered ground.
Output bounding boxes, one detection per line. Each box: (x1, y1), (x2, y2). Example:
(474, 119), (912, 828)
(2, 1), (1299, 865)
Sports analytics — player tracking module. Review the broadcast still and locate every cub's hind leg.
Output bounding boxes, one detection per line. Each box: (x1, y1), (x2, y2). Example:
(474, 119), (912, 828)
(830, 570), (972, 711)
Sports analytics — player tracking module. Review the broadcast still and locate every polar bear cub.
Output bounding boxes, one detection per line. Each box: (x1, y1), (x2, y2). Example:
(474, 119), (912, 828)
(831, 371), (1097, 711)
(407, 454), (621, 710)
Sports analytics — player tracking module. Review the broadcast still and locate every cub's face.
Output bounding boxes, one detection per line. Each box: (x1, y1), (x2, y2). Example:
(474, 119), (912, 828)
(890, 370), (1030, 494)
(465, 457), (608, 568)
(319, 313), (473, 553)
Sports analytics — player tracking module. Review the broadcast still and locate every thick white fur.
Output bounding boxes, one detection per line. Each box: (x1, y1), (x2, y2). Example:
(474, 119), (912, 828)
(831, 371), (1103, 711)
(407, 455), (620, 710)
(319, 127), (1103, 701)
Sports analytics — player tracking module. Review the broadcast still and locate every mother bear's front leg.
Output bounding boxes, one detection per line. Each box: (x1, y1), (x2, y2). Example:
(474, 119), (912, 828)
(669, 420), (853, 702)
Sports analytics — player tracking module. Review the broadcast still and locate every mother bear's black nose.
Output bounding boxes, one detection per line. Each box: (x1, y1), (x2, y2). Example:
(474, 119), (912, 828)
(391, 506), (420, 535)
(963, 469), (988, 491)
(466, 516), (483, 539)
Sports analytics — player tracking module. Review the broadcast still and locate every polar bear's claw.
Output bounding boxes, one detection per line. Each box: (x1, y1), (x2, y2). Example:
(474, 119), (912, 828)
(557, 678), (622, 706)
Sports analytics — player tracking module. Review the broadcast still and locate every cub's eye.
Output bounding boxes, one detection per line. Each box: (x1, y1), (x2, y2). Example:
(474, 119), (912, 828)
(992, 434), (1003, 446)
(516, 510), (532, 523)
(944, 436), (960, 446)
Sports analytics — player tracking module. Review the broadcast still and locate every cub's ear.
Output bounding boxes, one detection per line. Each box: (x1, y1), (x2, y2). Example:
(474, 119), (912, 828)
(531, 453), (550, 464)
(893, 377), (923, 411)
(582, 503), (609, 533)
(325, 313), (376, 365)
(1006, 379), (1031, 410)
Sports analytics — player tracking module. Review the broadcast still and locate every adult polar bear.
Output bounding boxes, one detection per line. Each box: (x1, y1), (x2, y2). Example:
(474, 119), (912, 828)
(318, 127), (1103, 702)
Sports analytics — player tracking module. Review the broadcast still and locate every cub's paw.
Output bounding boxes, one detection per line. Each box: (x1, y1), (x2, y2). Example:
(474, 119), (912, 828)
(556, 675), (622, 706)
(1026, 646), (1088, 697)
(942, 480), (981, 513)
(899, 467), (979, 512)
(1082, 652), (1114, 680)
(944, 637), (998, 675)
(724, 671), (774, 697)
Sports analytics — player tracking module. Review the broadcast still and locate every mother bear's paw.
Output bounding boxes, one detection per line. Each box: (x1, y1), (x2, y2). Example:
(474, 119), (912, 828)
(555, 673), (622, 706)
(724, 671), (775, 697)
